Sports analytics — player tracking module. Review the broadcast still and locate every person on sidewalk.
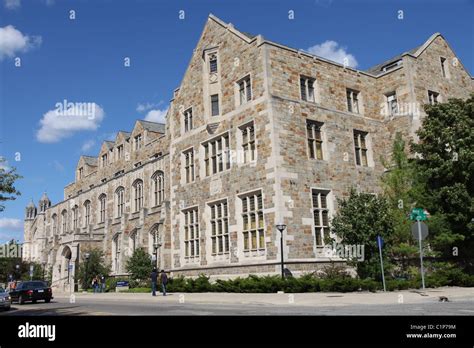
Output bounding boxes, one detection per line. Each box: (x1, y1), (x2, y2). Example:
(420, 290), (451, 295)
(92, 276), (99, 293)
(151, 268), (158, 296)
(160, 269), (168, 296)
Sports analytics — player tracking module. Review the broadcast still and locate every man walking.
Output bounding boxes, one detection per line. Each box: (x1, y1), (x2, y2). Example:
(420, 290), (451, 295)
(160, 269), (168, 296)
(150, 268), (158, 296)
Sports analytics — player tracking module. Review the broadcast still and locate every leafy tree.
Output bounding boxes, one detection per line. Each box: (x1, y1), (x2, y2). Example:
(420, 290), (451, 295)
(411, 95), (474, 257)
(126, 248), (152, 282)
(0, 157), (22, 212)
(331, 189), (395, 279)
(77, 248), (110, 289)
(380, 132), (419, 276)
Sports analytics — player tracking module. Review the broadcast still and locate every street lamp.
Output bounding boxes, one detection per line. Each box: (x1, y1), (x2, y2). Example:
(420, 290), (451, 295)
(275, 223), (287, 279)
(84, 253), (90, 290)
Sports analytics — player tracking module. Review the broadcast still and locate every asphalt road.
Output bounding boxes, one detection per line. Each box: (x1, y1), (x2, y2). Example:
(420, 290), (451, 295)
(2, 295), (473, 316)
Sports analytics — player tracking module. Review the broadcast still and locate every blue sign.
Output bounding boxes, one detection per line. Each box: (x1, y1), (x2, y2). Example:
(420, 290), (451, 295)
(116, 281), (129, 287)
(68, 264), (73, 271)
(377, 235), (384, 248)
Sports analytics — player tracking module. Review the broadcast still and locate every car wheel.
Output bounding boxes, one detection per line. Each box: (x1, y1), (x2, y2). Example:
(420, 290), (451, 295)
(45, 298), (51, 303)
(19, 295), (25, 305)
(5, 306), (11, 311)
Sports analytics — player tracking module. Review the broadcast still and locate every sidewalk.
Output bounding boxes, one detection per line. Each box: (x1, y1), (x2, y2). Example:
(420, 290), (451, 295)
(53, 286), (474, 307)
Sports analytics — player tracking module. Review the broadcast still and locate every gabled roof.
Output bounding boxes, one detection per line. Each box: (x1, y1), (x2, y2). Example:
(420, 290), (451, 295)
(81, 156), (98, 167)
(117, 131), (131, 140)
(104, 140), (114, 149)
(137, 120), (165, 134)
(366, 46), (419, 76)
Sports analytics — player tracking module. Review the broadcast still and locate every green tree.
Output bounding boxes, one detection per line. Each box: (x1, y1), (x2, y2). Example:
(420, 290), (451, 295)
(380, 132), (419, 276)
(331, 189), (395, 279)
(411, 95), (474, 257)
(126, 248), (152, 283)
(77, 248), (110, 289)
(0, 157), (22, 212)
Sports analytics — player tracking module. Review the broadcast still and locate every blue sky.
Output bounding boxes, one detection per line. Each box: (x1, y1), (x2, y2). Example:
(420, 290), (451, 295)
(0, 0), (473, 243)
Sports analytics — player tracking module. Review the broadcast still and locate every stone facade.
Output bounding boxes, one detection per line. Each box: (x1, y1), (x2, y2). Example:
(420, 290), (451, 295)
(23, 15), (473, 289)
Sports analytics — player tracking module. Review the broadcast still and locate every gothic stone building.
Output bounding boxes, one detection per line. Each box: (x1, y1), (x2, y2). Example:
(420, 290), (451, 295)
(23, 15), (473, 290)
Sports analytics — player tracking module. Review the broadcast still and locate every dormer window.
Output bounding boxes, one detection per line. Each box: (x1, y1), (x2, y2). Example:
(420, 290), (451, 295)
(209, 54), (218, 73)
(134, 134), (142, 151)
(101, 154), (108, 167)
(117, 145), (123, 159)
(382, 60), (401, 72)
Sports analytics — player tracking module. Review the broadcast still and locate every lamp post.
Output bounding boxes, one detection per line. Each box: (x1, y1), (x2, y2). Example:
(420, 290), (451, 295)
(84, 253), (90, 290)
(275, 223), (287, 279)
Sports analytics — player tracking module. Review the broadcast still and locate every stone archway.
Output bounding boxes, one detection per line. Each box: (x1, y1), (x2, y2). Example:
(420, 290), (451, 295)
(52, 244), (77, 292)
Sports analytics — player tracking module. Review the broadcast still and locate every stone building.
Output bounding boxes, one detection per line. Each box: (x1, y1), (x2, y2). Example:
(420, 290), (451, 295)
(23, 15), (473, 290)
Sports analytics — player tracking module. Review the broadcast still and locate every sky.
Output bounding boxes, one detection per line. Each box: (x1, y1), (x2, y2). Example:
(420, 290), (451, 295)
(0, 0), (473, 243)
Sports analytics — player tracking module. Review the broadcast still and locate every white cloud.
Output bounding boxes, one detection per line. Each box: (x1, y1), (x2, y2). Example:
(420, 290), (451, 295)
(0, 218), (23, 231)
(4, 0), (20, 10)
(306, 40), (358, 68)
(36, 103), (105, 143)
(144, 108), (168, 124)
(0, 25), (42, 60)
(136, 102), (163, 113)
(81, 139), (96, 152)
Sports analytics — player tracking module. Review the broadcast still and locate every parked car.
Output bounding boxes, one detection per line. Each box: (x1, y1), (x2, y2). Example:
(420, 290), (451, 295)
(0, 287), (11, 311)
(9, 281), (53, 305)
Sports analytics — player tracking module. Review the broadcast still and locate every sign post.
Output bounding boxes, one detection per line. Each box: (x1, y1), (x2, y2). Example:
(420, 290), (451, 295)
(409, 208), (429, 290)
(377, 235), (386, 292)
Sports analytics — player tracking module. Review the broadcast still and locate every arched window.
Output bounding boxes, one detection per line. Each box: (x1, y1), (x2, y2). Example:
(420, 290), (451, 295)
(61, 209), (68, 233)
(152, 171), (164, 206)
(99, 194), (107, 223)
(84, 200), (91, 226)
(115, 187), (125, 218)
(72, 205), (79, 229)
(52, 214), (57, 235)
(132, 180), (143, 212)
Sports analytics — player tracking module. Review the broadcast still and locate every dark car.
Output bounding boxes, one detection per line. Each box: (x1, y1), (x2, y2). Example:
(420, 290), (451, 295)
(9, 281), (53, 305)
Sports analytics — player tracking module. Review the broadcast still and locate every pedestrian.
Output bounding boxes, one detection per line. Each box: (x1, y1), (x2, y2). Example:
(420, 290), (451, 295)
(92, 276), (98, 293)
(100, 274), (106, 293)
(150, 268), (158, 296)
(160, 269), (168, 296)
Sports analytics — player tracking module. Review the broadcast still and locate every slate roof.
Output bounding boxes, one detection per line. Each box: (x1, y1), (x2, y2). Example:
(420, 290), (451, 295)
(138, 120), (166, 134)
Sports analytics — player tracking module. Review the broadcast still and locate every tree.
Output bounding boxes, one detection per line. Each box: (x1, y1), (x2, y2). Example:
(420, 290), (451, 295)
(411, 95), (474, 257)
(380, 132), (419, 276)
(0, 157), (22, 212)
(126, 248), (152, 283)
(77, 248), (110, 289)
(331, 189), (395, 279)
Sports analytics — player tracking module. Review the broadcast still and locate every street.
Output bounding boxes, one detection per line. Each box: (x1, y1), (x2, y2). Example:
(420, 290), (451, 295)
(1, 287), (473, 316)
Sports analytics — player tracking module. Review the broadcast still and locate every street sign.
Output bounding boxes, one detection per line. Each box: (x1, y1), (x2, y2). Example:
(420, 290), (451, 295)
(68, 264), (73, 271)
(376, 235), (386, 292)
(411, 222), (429, 240)
(409, 207), (428, 221)
(377, 235), (384, 248)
